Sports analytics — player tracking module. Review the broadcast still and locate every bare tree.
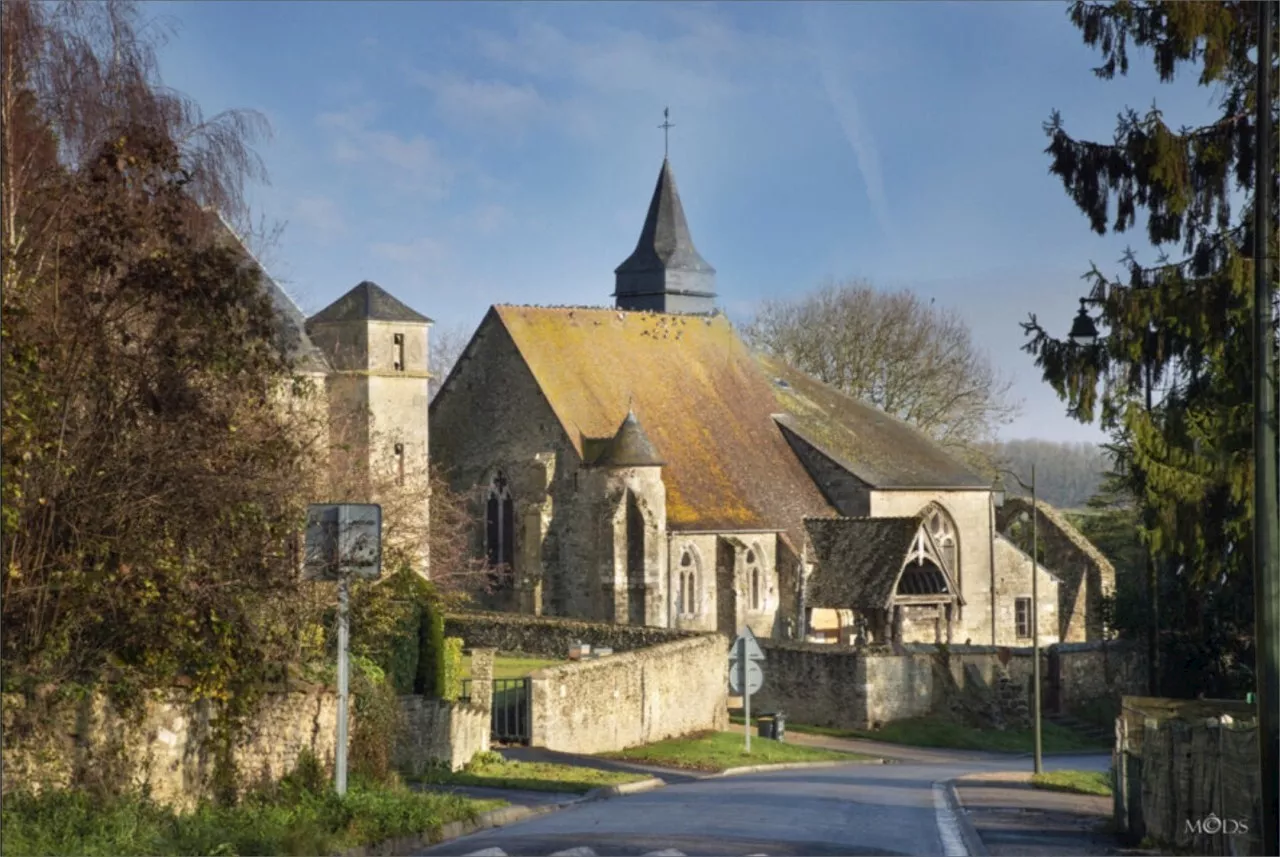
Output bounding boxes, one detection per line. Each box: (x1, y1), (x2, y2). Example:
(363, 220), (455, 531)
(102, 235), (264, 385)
(744, 279), (1021, 468)
(428, 322), (472, 402)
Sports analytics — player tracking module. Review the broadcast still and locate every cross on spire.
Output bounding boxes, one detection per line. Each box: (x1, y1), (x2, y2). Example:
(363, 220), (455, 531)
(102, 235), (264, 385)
(659, 107), (674, 159)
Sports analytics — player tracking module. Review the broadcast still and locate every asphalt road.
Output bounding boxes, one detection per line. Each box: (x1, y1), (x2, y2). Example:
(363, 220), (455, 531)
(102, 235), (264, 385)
(419, 752), (1110, 857)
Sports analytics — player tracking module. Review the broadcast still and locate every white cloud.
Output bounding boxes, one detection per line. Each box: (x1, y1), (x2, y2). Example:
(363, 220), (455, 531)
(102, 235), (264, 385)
(370, 236), (450, 266)
(412, 72), (546, 134)
(314, 102), (454, 198)
(292, 195), (345, 234)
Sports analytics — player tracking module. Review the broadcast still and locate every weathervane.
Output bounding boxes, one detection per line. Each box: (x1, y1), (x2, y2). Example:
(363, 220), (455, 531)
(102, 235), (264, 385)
(659, 107), (674, 159)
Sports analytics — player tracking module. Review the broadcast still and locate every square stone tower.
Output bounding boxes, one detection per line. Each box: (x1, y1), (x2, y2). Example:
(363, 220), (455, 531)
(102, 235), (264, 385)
(306, 281), (433, 574)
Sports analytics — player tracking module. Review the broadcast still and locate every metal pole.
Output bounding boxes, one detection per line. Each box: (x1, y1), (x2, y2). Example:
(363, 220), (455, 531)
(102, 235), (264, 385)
(743, 637), (751, 754)
(336, 572), (350, 797)
(1144, 362), (1160, 697)
(1032, 463), (1043, 775)
(1253, 3), (1279, 853)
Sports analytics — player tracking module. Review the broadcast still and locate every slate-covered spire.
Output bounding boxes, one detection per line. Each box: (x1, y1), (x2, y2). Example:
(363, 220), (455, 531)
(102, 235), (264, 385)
(613, 158), (717, 314)
(596, 409), (665, 467)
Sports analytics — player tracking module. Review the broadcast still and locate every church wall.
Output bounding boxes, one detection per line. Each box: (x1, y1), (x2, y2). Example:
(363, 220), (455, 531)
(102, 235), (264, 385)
(594, 466), (668, 627)
(869, 489), (995, 644)
(429, 317), (584, 615)
(992, 537), (1061, 648)
(666, 533), (720, 632)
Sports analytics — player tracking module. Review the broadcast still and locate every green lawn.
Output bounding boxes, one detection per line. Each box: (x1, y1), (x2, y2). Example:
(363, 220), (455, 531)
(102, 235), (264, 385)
(460, 654), (564, 681)
(419, 755), (648, 794)
(599, 730), (877, 773)
(1031, 769), (1114, 797)
(729, 713), (1107, 754)
(1, 781), (504, 857)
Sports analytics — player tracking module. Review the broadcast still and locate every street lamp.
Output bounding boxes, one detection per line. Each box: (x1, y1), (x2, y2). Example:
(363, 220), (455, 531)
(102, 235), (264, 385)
(1068, 296), (1162, 698)
(993, 465), (1042, 775)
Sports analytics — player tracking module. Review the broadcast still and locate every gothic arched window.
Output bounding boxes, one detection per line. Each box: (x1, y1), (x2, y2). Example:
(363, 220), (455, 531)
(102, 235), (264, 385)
(746, 546), (763, 611)
(924, 503), (959, 577)
(678, 547), (698, 616)
(485, 472), (514, 570)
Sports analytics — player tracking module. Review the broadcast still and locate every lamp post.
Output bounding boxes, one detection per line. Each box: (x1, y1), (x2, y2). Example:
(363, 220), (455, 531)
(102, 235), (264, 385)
(1068, 298), (1162, 697)
(993, 466), (1042, 775)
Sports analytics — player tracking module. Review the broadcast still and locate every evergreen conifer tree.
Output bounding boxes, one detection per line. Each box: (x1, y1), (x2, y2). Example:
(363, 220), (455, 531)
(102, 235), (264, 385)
(1022, 1), (1278, 694)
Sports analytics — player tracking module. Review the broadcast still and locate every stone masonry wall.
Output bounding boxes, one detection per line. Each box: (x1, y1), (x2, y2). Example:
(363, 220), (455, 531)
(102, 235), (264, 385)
(746, 639), (1146, 730)
(528, 634), (729, 754)
(445, 610), (696, 657)
(394, 697), (490, 774)
(2, 686), (340, 810)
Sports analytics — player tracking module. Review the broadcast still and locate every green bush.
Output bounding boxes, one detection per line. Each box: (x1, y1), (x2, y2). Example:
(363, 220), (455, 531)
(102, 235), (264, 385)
(440, 637), (463, 701)
(348, 657), (405, 786)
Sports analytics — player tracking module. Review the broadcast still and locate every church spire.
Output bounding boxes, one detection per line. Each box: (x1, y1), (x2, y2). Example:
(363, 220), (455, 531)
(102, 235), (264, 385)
(613, 155), (717, 315)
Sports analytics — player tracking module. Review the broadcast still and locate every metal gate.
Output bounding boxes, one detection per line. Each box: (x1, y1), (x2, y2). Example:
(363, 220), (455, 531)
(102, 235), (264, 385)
(460, 677), (531, 744)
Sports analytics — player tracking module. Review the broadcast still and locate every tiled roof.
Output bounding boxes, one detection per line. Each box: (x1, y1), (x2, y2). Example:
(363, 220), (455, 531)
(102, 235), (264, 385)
(804, 516), (924, 609)
(308, 280), (433, 326)
(760, 353), (990, 489)
(213, 214), (330, 374)
(492, 306), (834, 539)
(614, 159), (716, 279)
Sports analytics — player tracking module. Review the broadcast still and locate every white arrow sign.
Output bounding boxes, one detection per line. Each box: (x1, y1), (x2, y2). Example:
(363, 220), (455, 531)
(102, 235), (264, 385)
(731, 627), (766, 662)
(728, 659), (764, 696)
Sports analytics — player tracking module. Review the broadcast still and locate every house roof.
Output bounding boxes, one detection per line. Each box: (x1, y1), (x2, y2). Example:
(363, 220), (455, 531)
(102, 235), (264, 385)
(804, 516), (926, 610)
(759, 353), (990, 489)
(614, 158), (716, 281)
(308, 280), (433, 326)
(213, 214), (330, 374)
(492, 305), (834, 538)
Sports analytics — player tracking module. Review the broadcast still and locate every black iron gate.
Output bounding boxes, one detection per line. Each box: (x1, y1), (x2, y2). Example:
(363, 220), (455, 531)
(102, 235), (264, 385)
(460, 677), (531, 744)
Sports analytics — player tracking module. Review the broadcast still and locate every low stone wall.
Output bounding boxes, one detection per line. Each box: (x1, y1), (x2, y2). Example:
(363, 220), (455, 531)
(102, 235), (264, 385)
(445, 611), (695, 657)
(528, 634), (729, 754)
(2, 685), (340, 810)
(749, 639), (1147, 730)
(394, 697), (490, 774)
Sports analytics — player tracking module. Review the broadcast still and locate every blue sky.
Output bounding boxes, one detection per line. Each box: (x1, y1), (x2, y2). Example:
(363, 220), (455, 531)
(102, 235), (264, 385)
(149, 0), (1222, 444)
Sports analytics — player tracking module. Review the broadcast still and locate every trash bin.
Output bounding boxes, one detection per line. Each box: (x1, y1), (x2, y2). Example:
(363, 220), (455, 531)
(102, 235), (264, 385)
(757, 714), (776, 740)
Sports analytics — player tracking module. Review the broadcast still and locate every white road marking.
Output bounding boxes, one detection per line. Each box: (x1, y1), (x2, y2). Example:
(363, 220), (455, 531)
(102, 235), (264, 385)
(932, 781), (970, 857)
(549, 849), (598, 857)
(641, 851), (688, 856)
(462, 850), (508, 857)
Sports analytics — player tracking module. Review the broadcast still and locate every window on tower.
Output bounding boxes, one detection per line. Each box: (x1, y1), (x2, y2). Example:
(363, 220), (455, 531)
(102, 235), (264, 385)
(394, 442), (405, 486)
(393, 333), (405, 371)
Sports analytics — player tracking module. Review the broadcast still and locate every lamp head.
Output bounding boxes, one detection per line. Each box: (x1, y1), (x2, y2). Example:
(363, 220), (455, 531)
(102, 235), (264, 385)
(1069, 298), (1099, 347)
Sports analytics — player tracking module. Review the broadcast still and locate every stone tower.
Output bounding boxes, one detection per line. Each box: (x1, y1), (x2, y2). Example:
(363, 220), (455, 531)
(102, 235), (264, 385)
(306, 280), (433, 573)
(614, 159), (718, 314)
(584, 409), (668, 626)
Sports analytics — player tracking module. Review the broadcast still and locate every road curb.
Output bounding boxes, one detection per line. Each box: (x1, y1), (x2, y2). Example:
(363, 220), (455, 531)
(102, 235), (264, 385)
(943, 778), (990, 857)
(579, 776), (666, 801)
(709, 758), (886, 777)
(335, 803), (565, 857)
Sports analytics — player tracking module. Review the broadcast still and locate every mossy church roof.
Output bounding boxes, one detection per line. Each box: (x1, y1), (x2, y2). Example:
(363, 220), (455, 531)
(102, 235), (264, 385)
(494, 306), (833, 538)
(804, 516), (924, 609)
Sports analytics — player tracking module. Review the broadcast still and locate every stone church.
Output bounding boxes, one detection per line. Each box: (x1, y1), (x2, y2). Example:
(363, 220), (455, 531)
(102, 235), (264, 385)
(429, 157), (1116, 647)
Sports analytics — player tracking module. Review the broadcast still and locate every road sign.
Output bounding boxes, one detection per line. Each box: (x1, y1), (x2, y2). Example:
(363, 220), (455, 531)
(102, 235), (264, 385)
(728, 659), (764, 696)
(302, 503), (382, 799)
(304, 504), (383, 581)
(731, 627), (766, 662)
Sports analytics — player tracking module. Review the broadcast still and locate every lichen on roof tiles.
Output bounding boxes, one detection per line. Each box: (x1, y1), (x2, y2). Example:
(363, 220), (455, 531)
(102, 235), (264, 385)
(759, 353), (989, 489)
(493, 305), (834, 539)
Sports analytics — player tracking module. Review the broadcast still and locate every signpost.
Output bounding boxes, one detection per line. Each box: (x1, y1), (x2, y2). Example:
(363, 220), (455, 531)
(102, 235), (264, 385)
(304, 503), (383, 797)
(729, 627), (765, 753)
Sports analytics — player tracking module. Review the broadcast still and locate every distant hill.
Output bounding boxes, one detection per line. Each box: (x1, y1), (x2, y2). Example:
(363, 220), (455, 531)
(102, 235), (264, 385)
(984, 439), (1112, 510)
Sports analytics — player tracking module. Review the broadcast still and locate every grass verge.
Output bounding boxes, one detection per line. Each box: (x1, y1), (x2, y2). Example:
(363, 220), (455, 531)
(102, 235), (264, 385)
(729, 713), (1107, 754)
(1030, 769), (1114, 797)
(1, 780), (504, 857)
(461, 654), (564, 681)
(599, 730), (876, 773)
(418, 753), (648, 794)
